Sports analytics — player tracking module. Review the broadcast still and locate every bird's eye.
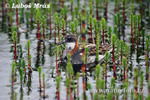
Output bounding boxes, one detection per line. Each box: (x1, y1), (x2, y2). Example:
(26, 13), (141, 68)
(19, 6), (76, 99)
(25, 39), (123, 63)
(67, 37), (71, 40)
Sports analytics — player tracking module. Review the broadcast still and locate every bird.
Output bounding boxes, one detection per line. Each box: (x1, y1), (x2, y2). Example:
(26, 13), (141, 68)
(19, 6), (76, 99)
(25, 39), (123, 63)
(18, 27), (27, 33)
(57, 34), (112, 66)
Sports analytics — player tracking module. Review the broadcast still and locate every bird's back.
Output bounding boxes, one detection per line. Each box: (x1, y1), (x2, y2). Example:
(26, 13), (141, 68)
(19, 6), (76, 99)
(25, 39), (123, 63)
(70, 43), (112, 65)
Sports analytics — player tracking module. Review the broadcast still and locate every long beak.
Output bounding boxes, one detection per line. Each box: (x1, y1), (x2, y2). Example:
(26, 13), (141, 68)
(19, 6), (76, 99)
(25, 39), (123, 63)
(56, 41), (66, 45)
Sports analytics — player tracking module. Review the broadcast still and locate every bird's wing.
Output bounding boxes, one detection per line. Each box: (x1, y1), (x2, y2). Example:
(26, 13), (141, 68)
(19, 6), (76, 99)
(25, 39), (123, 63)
(87, 44), (112, 56)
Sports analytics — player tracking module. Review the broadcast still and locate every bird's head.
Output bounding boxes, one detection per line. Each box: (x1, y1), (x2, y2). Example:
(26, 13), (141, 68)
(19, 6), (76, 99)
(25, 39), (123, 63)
(57, 34), (78, 51)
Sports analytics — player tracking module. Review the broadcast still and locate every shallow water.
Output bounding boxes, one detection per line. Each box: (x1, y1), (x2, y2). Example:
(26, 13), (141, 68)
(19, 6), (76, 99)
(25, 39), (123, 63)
(0, 0), (150, 100)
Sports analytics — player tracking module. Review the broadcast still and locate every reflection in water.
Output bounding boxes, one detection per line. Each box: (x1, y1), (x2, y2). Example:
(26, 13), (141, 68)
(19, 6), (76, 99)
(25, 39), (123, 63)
(25, 32), (29, 39)
(35, 40), (46, 68)
(49, 43), (53, 57)
(17, 32), (21, 43)
(122, 24), (125, 41)
(11, 85), (17, 100)
(129, 44), (134, 78)
(35, 40), (41, 68)
(27, 73), (32, 95)
(136, 39), (140, 64)
(42, 42), (46, 65)
(19, 86), (23, 100)
(24, 68), (27, 83)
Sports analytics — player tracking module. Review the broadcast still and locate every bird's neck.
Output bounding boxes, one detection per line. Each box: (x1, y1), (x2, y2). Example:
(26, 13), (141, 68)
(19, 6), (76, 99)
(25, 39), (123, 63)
(70, 41), (78, 56)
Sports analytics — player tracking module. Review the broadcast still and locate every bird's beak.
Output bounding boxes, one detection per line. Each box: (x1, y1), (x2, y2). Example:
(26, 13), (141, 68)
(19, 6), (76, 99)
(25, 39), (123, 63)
(56, 41), (66, 45)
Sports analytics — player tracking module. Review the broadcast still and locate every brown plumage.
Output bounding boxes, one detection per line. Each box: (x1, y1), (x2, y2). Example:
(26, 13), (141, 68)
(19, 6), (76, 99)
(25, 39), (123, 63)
(58, 34), (112, 65)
